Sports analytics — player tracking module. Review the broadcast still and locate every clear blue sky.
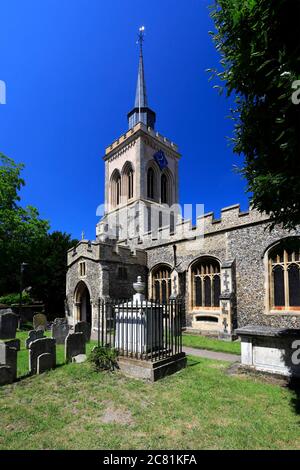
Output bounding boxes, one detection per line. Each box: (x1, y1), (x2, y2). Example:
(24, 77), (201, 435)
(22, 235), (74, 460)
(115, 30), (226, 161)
(0, 0), (249, 240)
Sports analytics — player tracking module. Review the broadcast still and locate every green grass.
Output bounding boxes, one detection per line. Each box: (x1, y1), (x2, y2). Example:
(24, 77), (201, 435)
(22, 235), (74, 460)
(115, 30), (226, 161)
(0, 335), (299, 449)
(182, 334), (241, 355)
(15, 331), (97, 378)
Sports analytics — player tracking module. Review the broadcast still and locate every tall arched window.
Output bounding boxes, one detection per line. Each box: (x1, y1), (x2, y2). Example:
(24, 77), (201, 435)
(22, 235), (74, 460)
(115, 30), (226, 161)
(111, 170), (121, 208)
(161, 174), (168, 204)
(147, 168), (155, 199)
(122, 162), (134, 201)
(191, 258), (221, 309)
(128, 169), (134, 200)
(152, 265), (172, 303)
(269, 239), (300, 311)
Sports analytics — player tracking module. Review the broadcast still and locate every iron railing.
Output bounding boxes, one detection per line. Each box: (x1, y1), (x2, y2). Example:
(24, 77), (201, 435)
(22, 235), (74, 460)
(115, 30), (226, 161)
(97, 298), (183, 362)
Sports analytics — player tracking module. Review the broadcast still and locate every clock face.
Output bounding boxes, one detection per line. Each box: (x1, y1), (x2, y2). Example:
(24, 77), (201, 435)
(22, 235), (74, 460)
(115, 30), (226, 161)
(154, 149), (168, 171)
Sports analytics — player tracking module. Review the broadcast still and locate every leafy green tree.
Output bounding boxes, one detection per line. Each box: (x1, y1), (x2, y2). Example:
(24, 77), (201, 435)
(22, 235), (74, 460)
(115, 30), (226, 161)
(210, 0), (300, 229)
(0, 154), (49, 294)
(28, 231), (78, 318)
(0, 154), (78, 317)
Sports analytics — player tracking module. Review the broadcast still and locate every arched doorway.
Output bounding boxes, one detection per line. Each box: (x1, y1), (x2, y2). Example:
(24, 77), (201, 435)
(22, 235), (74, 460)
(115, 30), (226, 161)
(74, 281), (92, 324)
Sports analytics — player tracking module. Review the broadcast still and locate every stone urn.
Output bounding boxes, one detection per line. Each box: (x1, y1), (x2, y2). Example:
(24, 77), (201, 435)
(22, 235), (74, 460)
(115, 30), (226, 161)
(133, 276), (146, 303)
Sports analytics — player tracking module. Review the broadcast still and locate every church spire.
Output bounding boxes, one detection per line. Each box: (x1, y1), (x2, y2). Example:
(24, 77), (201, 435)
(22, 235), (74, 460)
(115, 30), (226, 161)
(135, 26), (148, 109)
(128, 27), (156, 130)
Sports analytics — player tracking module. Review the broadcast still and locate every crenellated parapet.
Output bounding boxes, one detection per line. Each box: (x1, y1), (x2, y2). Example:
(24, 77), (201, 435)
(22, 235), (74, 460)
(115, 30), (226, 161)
(104, 122), (179, 159)
(113, 203), (270, 249)
(67, 240), (147, 268)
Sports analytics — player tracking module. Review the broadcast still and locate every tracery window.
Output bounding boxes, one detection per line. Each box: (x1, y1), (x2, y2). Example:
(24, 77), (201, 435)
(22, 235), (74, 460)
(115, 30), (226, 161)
(152, 265), (172, 304)
(269, 241), (300, 311)
(191, 258), (221, 309)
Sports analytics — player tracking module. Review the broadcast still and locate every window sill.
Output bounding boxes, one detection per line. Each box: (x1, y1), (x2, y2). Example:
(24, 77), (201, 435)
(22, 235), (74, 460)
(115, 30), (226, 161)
(191, 309), (221, 315)
(267, 310), (300, 317)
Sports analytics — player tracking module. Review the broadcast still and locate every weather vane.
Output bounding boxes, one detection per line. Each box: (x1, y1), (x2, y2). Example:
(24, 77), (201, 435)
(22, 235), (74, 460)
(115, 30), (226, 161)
(137, 25), (145, 49)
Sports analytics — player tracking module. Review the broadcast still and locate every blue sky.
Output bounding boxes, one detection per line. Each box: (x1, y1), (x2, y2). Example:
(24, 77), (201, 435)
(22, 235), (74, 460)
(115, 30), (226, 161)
(0, 0), (249, 240)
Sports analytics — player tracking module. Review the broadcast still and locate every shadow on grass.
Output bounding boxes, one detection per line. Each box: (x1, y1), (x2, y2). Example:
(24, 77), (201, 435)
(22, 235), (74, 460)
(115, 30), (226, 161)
(17, 362), (66, 382)
(186, 357), (202, 368)
(287, 377), (300, 415)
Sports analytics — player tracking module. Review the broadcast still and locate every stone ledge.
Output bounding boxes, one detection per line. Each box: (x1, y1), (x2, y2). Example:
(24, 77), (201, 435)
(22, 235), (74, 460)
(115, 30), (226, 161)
(236, 325), (300, 338)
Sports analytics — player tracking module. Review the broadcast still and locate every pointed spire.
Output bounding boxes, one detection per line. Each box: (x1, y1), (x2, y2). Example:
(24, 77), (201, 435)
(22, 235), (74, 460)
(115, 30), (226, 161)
(127, 27), (156, 130)
(135, 27), (148, 109)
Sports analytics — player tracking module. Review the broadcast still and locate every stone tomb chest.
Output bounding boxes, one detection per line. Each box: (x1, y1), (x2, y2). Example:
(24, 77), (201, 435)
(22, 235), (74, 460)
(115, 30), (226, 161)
(236, 325), (300, 378)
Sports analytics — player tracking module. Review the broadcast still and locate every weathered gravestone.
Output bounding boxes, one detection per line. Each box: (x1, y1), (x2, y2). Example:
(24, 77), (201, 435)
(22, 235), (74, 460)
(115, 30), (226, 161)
(0, 341), (17, 380)
(29, 338), (56, 375)
(65, 333), (86, 363)
(75, 321), (91, 343)
(0, 366), (13, 386)
(51, 318), (70, 345)
(5, 338), (20, 351)
(25, 330), (45, 349)
(0, 311), (18, 339)
(37, 353), (55, 374)
(33, 313), (47, 331)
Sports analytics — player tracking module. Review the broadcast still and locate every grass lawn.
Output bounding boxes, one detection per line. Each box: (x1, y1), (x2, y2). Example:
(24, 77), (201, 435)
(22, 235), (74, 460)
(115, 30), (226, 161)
(15, 331), (97, 378)
(182, 334), (241, 355)
(0, 334), (299, 449)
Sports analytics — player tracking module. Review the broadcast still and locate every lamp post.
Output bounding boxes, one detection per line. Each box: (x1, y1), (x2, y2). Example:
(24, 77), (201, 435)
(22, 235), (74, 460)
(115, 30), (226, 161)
(19, 262), (28, 323)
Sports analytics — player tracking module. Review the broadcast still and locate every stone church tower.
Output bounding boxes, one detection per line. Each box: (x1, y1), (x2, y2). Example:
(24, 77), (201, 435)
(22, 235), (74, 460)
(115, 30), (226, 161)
(97, 28), (180, 245)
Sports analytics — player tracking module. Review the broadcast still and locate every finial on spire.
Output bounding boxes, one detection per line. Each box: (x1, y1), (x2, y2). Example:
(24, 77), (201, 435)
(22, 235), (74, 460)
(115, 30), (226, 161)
(137, 26), (145, 52)
(81, 230), (85, 240)
(127, 26), (156, 130)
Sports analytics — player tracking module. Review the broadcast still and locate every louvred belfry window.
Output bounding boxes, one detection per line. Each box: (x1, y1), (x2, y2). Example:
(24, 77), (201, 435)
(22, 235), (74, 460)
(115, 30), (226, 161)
(269, 241), (300, 311)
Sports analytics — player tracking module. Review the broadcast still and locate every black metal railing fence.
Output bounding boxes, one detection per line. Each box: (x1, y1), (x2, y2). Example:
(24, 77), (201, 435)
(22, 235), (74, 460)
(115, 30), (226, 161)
(97, 298), (183, 362)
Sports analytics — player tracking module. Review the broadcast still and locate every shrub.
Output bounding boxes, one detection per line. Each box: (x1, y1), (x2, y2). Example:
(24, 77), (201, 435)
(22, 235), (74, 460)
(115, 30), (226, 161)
(88, 346), (118, 372)
(0, 292), (33, 306)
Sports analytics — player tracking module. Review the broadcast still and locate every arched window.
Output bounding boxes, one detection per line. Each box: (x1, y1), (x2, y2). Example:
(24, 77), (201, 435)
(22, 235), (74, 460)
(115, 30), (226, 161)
(269, 239), (300, 311)
(152, 265), (172, 303)
(191, 258), (221, 309)
(128, 169), (134, 200)
(110, 170), (121, 208)
(147, 168), (155, 199)
(122, 162), (134, 201)
(161, 174), (168, 204)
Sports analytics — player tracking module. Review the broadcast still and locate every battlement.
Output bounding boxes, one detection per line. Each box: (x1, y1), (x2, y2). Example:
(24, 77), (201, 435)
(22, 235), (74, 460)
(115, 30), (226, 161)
(105, 122), (179, 157)
(114, 203), (270, 250)
(67, 240), (147, 267)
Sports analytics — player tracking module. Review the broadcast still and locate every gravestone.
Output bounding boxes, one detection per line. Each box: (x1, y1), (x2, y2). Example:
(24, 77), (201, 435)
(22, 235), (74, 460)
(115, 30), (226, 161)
(0, 341), (17, 380)
(72, 354), (87, 364)
(25, 330), (45, 349)
(51, 318), (70, 345)
(65, 333), (85, 363)
(37, 353), (55, 374)
(0, 312), (18, 339)
(5, 339), (20, 351)
(33, 313), (47, 331)
(0, 366), (13, 386)
(75, 321), (91, 342)
(29, 338), (56, 375)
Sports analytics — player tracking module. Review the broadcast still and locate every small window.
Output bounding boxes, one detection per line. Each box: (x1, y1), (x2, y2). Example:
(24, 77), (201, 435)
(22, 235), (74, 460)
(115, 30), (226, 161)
(117, 267), (128, 281)
(79, 262), (86, 277)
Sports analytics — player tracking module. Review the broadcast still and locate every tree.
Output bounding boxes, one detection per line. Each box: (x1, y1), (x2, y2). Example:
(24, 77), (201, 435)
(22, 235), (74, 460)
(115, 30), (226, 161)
(0, 154), (49, 294)
(209, 0), (300, 229)
(0, 154), (78, 317)
(28, 231), (78, 318)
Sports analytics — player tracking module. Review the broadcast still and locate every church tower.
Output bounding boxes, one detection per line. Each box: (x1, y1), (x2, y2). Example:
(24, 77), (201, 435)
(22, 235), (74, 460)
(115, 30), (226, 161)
(97, 27), (181, 244)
